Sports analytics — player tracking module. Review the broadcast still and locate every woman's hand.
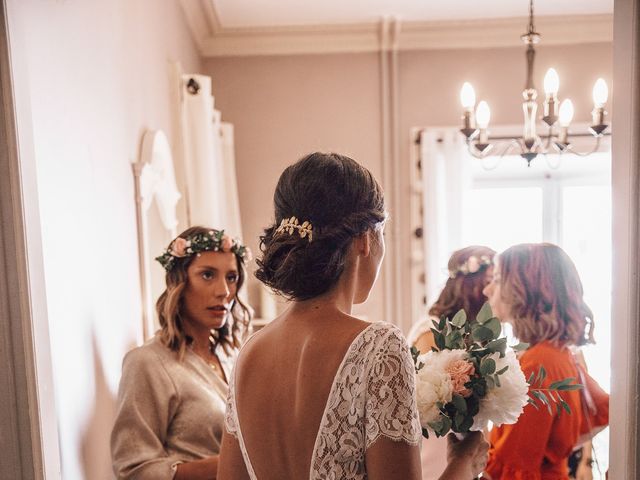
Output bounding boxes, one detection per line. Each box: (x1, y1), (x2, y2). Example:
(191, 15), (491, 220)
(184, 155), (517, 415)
(439, 432), (490, 479)
(174, 456), (219, 480)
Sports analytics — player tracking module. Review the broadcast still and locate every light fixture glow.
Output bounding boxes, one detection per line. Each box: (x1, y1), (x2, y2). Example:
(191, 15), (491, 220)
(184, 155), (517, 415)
(544, 68), (560, 96)
(460, 82), (476, 110)
(476, 101), (491, 129)
(559, 99), (574, 127)
(592, 78), (608, 107)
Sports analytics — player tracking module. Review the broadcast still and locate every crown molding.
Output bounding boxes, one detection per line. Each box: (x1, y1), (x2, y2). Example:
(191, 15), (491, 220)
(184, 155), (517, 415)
(179, 1), (613, 58)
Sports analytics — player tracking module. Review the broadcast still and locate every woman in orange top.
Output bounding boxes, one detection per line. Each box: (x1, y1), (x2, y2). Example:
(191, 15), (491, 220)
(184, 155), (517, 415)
(482, 243), (609, 480)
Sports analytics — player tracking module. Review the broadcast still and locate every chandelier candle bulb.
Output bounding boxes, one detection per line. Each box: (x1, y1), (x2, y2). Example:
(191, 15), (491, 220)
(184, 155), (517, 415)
(460, 82), (476, 110)
(542, 68), (559, 125)
(459, 83), (478, 140)
(476, 101), (491, 130)
(592, 78), (609, 107)
(591, 79), (609, 132)
(559, 99), (574, 127)
(543, 68), (560, 96)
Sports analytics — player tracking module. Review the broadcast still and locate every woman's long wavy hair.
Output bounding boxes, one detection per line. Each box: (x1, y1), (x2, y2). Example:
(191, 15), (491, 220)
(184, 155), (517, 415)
(155, 226), (253, 358)
(429, 245), (496, 322)
(498, 243), (594, 347)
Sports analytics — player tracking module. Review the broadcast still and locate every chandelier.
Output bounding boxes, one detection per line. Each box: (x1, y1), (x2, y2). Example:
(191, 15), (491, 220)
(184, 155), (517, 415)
(458, 0), (609, 166)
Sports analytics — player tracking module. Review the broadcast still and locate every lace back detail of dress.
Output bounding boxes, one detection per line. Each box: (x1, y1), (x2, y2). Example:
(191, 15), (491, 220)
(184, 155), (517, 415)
(310, 323), (421, 479)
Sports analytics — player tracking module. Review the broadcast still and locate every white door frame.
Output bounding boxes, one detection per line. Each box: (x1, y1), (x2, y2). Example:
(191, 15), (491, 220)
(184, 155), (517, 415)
(0, 0), (61, 478)
(610, 0), (640, 477)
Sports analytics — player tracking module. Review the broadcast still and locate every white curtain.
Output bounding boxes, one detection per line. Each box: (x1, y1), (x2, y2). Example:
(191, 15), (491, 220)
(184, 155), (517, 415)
(420, 129), (472, 305)
(181, 74), (243, 238)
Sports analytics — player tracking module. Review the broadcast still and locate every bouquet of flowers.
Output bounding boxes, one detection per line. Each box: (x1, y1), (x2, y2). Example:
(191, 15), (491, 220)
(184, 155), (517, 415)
(412, 303), (582, 438)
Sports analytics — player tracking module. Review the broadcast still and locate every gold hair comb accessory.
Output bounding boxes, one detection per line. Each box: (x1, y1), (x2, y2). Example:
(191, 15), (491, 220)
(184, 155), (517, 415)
(276, 216), (313, 242)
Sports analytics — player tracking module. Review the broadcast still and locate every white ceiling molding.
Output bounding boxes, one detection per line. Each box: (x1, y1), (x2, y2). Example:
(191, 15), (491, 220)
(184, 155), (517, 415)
(179, 1), (612, 57)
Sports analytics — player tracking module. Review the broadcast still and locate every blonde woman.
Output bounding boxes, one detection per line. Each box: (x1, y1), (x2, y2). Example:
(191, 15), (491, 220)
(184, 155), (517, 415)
(111, 226), (252, 480)
(407, 245), (495, 480)
(482, 243), (608, 480)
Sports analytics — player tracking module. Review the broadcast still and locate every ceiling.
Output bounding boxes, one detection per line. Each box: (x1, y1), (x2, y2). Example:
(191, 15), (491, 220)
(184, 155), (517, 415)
(180, 0), (613, 57)
(210, 0), (614, 29)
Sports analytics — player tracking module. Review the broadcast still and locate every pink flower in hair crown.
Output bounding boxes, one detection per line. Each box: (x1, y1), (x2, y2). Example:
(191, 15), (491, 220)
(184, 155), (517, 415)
(446, 359), (475, 398)
(170, 237), (189, 257)
(221, 235), (233, 252)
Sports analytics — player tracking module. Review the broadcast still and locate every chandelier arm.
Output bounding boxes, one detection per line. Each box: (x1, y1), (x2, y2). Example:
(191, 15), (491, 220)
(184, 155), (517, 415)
(567, 136), (603, 157)
(499, 139), (520, 158)
(467, 143), (486, 160)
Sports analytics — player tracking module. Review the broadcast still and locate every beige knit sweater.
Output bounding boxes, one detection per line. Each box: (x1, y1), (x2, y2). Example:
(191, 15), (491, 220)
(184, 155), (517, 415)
(111, 335), (235, 479)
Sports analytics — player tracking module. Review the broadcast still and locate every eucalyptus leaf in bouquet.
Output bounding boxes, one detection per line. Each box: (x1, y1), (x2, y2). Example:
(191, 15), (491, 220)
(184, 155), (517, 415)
(412, 302), (583, 438)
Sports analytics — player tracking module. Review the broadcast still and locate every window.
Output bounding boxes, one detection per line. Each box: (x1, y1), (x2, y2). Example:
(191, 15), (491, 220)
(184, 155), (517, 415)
(461, 153), (611, 476)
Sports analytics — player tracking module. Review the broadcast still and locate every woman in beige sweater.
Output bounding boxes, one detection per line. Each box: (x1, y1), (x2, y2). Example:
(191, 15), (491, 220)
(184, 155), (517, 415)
(111, 226), (252, 480)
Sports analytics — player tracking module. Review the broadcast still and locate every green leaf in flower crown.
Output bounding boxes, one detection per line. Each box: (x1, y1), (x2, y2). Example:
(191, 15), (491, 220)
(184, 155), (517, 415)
(480, 357), (496, 376)
(472, 326), (494, 343)
(496, 365), (509, 375)
(451, 309), (467, 328)
(476, 302), (493, 325)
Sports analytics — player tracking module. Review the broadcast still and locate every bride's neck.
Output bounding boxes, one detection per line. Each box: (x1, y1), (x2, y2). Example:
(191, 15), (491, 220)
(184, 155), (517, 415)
(289, 266), (358, 317)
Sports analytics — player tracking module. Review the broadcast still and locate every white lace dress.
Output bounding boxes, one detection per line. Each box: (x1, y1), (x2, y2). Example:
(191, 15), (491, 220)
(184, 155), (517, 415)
(224, 322), (422, 479)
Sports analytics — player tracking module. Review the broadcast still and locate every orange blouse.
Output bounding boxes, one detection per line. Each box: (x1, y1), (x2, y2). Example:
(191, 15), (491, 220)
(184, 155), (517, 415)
(485, 342), (609, 480)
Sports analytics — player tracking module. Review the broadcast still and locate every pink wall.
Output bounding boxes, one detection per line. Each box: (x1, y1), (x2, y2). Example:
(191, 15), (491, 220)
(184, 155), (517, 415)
(10, 0), (202, 478)
(205, 42), (613, 326)
(206, 53), (386, 320)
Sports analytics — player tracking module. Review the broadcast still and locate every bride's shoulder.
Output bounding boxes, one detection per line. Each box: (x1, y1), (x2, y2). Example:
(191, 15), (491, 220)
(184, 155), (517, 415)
(356, 321), (410, 353)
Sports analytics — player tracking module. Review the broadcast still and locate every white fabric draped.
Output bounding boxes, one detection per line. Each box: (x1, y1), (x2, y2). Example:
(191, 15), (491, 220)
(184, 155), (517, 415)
(419, 129), (472, 305)
(181, 74), (243, 238)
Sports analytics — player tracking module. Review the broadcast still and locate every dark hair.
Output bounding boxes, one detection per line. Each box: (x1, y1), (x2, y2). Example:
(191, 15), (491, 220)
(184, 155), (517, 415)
(255, 152), (386, 300)
(497, 243), (594, 347)
(156, 226), (252, 357)
(429, 245), (496, 322)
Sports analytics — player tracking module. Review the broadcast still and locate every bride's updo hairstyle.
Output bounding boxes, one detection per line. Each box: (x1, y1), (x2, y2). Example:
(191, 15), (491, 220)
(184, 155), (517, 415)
(256, 152), (386, 300)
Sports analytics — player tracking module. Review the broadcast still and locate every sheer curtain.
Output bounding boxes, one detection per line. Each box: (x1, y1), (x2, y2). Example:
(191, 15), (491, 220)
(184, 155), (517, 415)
(419, 129), (472, 305)
(181, 74), (243, 238)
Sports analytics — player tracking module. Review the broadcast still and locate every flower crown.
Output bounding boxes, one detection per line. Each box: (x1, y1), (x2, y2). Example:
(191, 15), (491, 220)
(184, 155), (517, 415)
(275, 216), (313, 242)
(448, 254), (492, 279)
(155, 229), (252, 272)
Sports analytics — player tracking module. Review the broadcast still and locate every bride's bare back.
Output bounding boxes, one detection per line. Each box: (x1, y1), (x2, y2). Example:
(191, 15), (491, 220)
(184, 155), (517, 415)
(233, 310), (372, 478)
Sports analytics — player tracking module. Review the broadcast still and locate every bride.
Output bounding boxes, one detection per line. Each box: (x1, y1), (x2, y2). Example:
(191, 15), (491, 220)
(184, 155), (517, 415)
(218, 152), (488, 479)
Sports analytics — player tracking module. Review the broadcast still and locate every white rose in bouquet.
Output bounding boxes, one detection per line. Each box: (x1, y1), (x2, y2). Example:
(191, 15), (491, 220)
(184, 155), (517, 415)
(415, 349), (466, 430)
(471, 349), (530, 431)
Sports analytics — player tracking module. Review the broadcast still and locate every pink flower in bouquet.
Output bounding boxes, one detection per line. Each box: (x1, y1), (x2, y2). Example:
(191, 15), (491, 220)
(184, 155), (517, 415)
(221, 235), (233, 252)
(446, 359), (475, 398)
(170, 237), (188, 257)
